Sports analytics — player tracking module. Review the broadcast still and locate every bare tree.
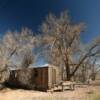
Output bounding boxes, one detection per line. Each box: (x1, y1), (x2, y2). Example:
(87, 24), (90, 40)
(89, 57), (100, 80)
(39, 11), (100, 81)
(0, 28), (35, 83)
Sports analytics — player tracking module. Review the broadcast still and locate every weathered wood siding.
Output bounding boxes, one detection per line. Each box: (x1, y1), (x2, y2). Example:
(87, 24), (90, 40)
(7, 68), (35, 89)
(34, 67), (48, 90)
(48, 65), (61, 89)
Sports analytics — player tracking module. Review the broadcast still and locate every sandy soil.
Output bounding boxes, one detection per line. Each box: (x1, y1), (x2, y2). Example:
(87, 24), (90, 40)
(0, 80), (100, 100)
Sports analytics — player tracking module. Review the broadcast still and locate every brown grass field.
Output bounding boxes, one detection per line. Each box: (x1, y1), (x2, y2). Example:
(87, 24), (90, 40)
(0, 79), (100, 100)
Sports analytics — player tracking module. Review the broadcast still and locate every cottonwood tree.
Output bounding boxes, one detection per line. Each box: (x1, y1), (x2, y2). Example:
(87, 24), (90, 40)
(0, 28), (35, 83)
(39, 11), (100, 81)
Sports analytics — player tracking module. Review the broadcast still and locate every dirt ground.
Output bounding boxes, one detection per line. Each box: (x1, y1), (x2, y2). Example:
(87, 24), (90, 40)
(0, 80), (100, 100)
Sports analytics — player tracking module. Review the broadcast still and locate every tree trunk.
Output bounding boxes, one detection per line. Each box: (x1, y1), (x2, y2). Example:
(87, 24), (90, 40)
(66, 65), (71, 81)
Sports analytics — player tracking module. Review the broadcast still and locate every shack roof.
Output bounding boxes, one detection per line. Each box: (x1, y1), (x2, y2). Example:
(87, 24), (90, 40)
(29, 63), (49, 68)
(9, 63), (54, 71)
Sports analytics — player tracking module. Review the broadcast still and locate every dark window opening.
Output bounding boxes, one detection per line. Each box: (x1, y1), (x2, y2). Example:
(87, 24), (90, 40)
(34, 70), (38, 77)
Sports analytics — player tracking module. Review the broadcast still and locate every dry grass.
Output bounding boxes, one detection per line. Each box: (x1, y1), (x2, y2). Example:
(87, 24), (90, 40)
(0, 80), (99, 100)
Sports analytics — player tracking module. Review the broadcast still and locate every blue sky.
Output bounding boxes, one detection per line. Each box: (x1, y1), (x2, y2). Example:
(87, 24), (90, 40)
(0, 0), (99, 43)
(0, 0), (100, 65)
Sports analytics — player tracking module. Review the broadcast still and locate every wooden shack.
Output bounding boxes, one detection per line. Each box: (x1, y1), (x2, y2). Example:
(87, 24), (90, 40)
(6, 64), (61, 91)
(33, 64), (61, 90)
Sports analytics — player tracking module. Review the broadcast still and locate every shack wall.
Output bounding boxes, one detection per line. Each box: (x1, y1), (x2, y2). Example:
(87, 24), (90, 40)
(7, 68), (35, 89)
(48, 65), (61, 89)
(34, 67), (48, 91)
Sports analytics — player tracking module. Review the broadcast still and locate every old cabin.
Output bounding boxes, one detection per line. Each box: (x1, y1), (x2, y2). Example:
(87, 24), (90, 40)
(6, 64), (61, 91)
